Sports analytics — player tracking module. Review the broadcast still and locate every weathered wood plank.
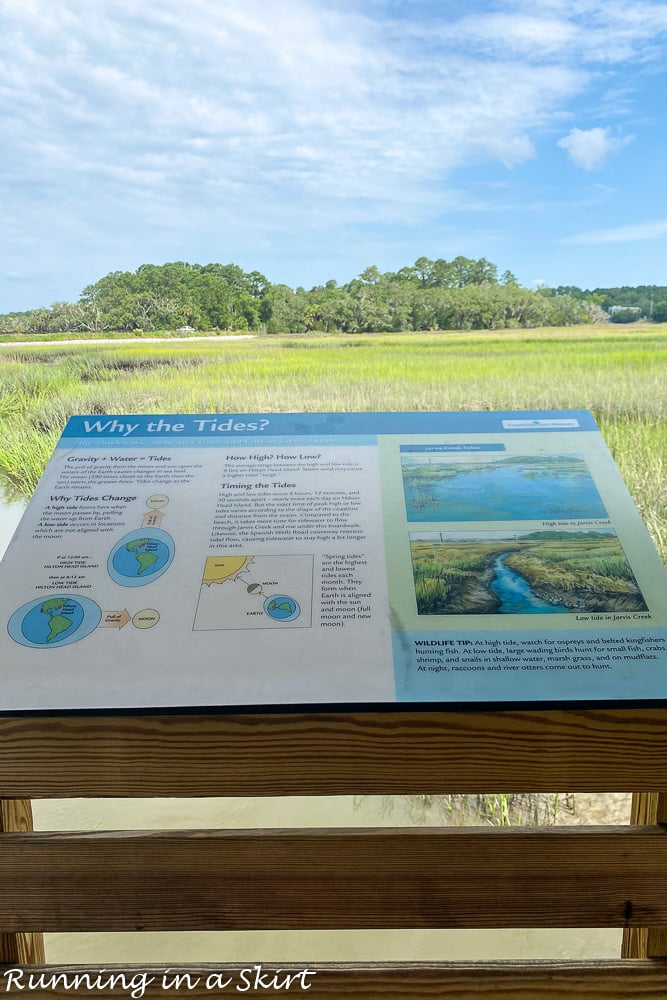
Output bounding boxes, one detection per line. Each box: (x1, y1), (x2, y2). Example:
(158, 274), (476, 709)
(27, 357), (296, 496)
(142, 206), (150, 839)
(3, 708), (667, 797)
(3, 826), (667, 931)
(0, 801), (45, 966)
(2, 962), (667, 998)
(0, 799), (35, 834)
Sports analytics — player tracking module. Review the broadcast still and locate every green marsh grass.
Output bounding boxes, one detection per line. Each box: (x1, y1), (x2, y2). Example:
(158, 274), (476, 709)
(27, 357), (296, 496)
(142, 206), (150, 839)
(0, 327), (665, 560)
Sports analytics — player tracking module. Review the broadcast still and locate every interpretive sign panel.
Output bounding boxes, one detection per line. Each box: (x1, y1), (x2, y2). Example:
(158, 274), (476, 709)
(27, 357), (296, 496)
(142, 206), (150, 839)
(1, 410), (666, 713)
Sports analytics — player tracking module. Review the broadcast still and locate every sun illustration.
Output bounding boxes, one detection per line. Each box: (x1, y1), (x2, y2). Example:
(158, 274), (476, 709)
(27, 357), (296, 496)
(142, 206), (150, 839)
(202, 556), (254, 586)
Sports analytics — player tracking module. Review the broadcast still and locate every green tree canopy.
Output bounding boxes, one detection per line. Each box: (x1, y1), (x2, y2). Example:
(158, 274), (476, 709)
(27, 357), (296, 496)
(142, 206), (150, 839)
(0, 255), (627, 335)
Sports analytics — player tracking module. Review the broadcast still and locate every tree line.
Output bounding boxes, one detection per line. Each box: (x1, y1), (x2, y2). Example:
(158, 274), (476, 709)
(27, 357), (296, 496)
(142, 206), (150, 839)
(553, 284), (667, 323)
(1, 257), (661, 335)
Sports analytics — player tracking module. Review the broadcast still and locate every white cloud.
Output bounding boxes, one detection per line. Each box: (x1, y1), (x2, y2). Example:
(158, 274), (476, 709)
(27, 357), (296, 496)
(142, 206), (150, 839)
(562, 220), (667, 244)
(1, 0), (667, 305)
(432, 14), (579, 58)
(0, 0), (591, 224)
(557, 127), (632, 169)
(423, 0), (667, 63)
(0, 3), (656, 215)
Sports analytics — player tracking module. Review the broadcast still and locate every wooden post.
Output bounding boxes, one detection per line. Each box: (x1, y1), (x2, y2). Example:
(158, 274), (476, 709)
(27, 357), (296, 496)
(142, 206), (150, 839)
(622, 792), (667, 959)
(0, 800), (45, 965)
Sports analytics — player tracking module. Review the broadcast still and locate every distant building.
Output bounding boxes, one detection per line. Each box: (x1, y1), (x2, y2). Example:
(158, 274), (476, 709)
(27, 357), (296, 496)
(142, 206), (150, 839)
(608, 305), (642, 315)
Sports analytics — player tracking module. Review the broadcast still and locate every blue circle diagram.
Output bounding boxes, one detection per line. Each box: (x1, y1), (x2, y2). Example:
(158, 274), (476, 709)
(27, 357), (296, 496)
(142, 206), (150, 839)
(264, 594), (301, 622)
(108, 528), (175, 587)
(8, 595), (102, 649)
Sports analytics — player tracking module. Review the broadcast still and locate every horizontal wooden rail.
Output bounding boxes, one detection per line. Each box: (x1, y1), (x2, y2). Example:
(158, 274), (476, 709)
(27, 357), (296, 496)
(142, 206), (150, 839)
(3, 708), (667, 797)
(3, 826), (667, 932)
(2, 962), (667, 998)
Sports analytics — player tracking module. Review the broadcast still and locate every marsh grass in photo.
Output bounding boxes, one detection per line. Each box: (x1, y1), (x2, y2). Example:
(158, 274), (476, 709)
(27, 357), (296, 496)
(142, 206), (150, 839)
(410, 530), (647, 615)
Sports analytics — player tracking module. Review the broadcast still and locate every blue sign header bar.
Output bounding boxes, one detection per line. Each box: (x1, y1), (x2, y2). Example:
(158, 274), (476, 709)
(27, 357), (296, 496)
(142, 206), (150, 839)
(59, 410), (598, 442)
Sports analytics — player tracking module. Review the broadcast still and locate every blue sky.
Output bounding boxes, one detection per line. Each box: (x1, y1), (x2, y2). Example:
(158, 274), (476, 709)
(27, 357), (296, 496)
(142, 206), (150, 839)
(2, 0), (667, 310)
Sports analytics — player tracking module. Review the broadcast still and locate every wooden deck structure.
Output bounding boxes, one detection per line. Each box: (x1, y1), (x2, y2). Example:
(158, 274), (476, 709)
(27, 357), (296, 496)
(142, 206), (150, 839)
(2, 706), (667, 996)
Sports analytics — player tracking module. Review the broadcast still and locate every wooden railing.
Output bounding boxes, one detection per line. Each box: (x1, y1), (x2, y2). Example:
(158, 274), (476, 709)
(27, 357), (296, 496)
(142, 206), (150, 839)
(2, 707), (667, 997)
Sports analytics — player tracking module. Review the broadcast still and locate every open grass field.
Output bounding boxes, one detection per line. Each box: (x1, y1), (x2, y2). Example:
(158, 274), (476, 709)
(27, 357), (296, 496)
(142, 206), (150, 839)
(0, 325), (665, 560)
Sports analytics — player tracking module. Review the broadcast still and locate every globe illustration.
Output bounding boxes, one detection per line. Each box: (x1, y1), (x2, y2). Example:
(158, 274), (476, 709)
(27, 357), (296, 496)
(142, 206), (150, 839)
(108, 528), (175, 587)
(8, 596), (102, 649)
(264, 595), (300, 622)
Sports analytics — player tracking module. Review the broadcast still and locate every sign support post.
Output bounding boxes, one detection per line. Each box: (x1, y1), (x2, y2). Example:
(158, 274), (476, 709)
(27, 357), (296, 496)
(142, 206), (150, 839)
(0, 799), (45, 965)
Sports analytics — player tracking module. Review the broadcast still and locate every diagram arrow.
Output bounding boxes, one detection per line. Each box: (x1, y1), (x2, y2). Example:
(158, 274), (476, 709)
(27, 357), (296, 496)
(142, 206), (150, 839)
(99, 609), (132, 629)
(142, 510), (164, 527)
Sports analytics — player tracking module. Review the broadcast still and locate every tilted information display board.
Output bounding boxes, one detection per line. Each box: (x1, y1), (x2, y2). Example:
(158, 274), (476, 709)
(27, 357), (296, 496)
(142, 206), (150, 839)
(1, 409), (665, 713)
